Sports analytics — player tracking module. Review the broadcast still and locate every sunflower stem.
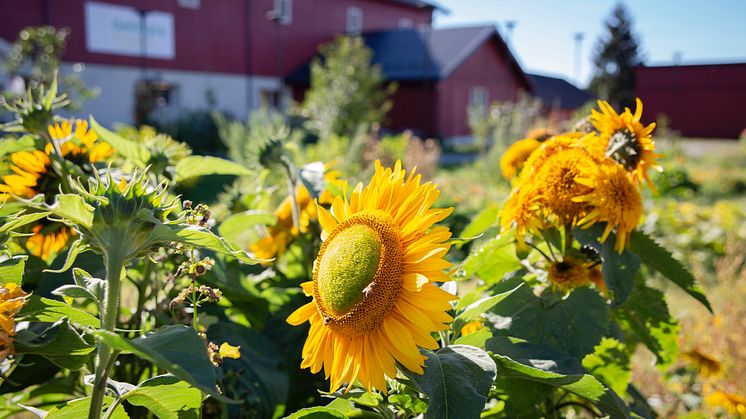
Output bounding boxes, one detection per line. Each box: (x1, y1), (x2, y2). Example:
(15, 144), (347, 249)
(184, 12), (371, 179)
(562, 224), (573, 257)
(281, 156), (302, 232)
(89, 250), (126, 419)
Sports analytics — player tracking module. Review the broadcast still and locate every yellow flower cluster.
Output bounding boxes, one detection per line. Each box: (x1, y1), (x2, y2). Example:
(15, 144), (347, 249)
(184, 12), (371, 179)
(0, 283), (28, 362)
(500, 99), (659, 254)
(251, 168), (344, 260)
(706, 391), (746, 416)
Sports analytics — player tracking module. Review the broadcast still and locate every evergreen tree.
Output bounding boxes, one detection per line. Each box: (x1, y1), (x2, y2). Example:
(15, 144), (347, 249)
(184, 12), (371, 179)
(589, 4), (643, 109)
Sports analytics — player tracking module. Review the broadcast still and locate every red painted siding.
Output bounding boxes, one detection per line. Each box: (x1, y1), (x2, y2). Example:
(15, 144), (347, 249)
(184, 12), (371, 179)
(635, 63), (746, 138)
(386, 82), (437, 137)
(436, 39), (528, 137)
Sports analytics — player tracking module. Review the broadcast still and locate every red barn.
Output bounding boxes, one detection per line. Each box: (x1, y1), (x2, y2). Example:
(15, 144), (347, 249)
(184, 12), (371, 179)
(287, 25), (532, 139)
(635, 63), (746, 138)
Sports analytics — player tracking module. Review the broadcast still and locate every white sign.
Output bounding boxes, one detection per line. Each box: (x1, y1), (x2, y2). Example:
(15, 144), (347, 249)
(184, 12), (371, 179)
(85, 1), (174, 59)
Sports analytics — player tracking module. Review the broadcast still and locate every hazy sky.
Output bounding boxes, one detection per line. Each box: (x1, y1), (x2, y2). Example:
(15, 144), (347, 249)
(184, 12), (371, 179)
(433, 0), (746, 87)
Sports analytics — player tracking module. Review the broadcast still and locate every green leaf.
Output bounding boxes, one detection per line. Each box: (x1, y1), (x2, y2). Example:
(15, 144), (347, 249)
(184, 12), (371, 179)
(17, 295), (99, 328)
(613, 277), (679, 368)
(218, 210), (277, 249)
(582, 337), (631, 395)
(72, 267), (105, 303)
(123, 375), (201, 419)
(0, 135), (36, 157)
(45, 238), (91, 273)
(90, 116), (151, 165)
(629, 230), (711, 312)
(46, 396), (128, 419)
(575, 225), (640, 306)
(458, 232), (520, 283)
(14, 320), (96, 370)
(148, 224), (260, 264)
(453, 326), (492, 348)
(459, 204), (500, 245)
(452, 284), (522, 332)
(174, 156), (252, 183)
(0, 255), (27, 284)
(51, 284), (97, 301)
(92, 325), (224, 400)
(404, 345), (496, 419)
(47, 194), (95, 229)
(0, 211), (50, 235)
(487, 277), (611, 358)
(284, 407), (347, 419)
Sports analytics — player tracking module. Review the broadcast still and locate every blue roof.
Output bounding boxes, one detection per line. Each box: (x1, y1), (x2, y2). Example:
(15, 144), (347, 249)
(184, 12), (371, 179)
(528, 73), (594, 109)
(286, 26), (529, 87)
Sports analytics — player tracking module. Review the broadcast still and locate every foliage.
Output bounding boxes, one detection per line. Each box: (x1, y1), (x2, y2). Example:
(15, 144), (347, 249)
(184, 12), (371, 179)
(589, 4), (643, 109)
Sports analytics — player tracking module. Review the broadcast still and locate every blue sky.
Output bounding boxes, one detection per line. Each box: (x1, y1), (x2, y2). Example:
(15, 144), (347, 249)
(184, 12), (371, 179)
(433, 0), (746, 87)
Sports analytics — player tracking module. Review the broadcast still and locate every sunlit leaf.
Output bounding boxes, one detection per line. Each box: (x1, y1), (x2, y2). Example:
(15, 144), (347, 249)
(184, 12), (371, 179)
(458, 232), (520, 283)
(17, 295), (99, 328)
(0, 256), (27, 284)
(91, 116), (151, 165)
(123, 375), (201, 419)
(148, 224), (260, 264)
(174, 156), (253, 184)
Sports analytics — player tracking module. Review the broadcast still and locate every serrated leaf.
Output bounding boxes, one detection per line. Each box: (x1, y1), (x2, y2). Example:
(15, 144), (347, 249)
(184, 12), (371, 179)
(17, 295), (99, 328)
(284, 407), (347, 418)
(487, 277), (611, 358)
(405, 345), (496, 419)
(47, 194), (95, 229)
(629, 230), (711, 312)
(459, 204), (500, 245)
(90, 116), (151, 165)
(459, 232), (520, 283)
(0, 255), (27, 284)
(452, 284), (522, 332)
(575, 225), (640, 306)
(92, 325), (225, 400)
(582, 337), (631, 395)
(148, 224), (260, 264)
(122, 375), (201, 419)
(218, 210), (277, 249)
(14, 320), (96, 370)
(174, 156), (252, 183)
(46, 396), (128, 419)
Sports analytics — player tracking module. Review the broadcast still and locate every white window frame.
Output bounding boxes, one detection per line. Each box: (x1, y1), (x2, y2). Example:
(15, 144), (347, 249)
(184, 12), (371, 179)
(274, 0), (292, 25)
(346, 7), (363, 34)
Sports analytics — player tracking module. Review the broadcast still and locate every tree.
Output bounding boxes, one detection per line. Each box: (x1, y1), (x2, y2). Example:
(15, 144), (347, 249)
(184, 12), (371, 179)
(298, 36), (394, 140)
(589, 4), (642, 109)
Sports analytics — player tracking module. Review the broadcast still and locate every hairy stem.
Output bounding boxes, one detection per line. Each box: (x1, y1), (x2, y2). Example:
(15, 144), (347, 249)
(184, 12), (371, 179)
(89, 251), (126, 419)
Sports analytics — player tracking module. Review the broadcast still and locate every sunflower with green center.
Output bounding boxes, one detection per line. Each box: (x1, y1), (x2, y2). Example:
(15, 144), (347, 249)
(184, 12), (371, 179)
(0, 119), (113, 260)
(583, 98), (660, 189)
(574, 161), (643, 252)
(287, 160), (456, 393)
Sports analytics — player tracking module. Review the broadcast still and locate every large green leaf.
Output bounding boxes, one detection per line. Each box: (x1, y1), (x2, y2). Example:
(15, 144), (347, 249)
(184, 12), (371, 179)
(0, 211), (50, 234)
(487, 277), (611, 358)
(582, 337), (631, 396)
(284, 407), (347, 419)
(148, 224), (260, 264)
(405, 345), (496, 419)
(218, 210), (277, 249)
(613, 277), (679, 368)
(174, 156), (252, 183)
(14, 320), (96, 370)
(90, 116), (151, 165)
(0, 255), (27, 284)
(452, 284), (522, 333)
(487, 337), (629, 418)
(575, 225), (640, 306)
(458, 204), (501, 245)
(123, 375), (201, 419)
(47, 194), (95, 229)
(46, 396), (128, 419)
(0, 135), (36, 157)
(17, 295), (99, 328)
(629, 230), (711, 312)
(458, 233), (520, 283)
(207, 322), (288, 418)
(92, 325), (224, 400)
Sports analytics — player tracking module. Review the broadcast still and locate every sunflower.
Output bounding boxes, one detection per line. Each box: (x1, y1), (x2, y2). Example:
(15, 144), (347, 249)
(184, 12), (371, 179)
(706, 391), (746, 416)
(499, 184), (542, 246)
(517, 134), (585, 181)
(0, 283), (28, 362)
(682, 349), (722, 378)
(586, 99), (660, 188)
(287, 160), (456, 392)
(574, 161), (643, 252)
(500, 138), (541, 179)
(461, 320), (484, 336)
(47, 119), (114, 163)
(525, 128), (555, 142)
(547, 257), (594, 291)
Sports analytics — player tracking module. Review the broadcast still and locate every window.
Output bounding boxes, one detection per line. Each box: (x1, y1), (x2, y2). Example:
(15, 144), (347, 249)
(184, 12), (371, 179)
(399, 18), (413, 28)
(178, 0), (200, 9)
(346, 7), (363, 34)
(273, 0), (292, 25)
(469, 86), (489, 113)
(260, 89), (282, 110)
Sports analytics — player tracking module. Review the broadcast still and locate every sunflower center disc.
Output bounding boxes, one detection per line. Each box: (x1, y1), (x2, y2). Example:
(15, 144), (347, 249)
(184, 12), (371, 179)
(316, 224), (381, 315)
(313, 211), (404, 338)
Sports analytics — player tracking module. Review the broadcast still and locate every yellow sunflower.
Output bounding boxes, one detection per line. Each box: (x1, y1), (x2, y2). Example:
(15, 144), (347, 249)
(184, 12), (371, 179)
(500, 138), (541, 179)
(499, 184), (542, 246)
(287, 160), (456, 393)
(682, 349), (722, 378)
(461, 320), (484, 336)
(574, 161), (643, 252)
(706, 391), (746, 416)
(547, 257), (594, 291)
(47, 119), (114, 163)
(0, 283), (28, 362)
(586, 99), (660, 189)
(525, 127), (555, 142)
(518, 134), (585, 181)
